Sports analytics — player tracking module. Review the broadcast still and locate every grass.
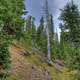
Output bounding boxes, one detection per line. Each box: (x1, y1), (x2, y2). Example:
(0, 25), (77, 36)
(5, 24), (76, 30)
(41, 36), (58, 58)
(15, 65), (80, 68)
(26, 49), (77, 80)
(8, 42), (77, 80)
(7, 75), (18, 80)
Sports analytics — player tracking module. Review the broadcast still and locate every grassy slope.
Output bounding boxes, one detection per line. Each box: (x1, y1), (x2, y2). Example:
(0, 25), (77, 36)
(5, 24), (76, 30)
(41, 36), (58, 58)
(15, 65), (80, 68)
(8, 43), (76, 80)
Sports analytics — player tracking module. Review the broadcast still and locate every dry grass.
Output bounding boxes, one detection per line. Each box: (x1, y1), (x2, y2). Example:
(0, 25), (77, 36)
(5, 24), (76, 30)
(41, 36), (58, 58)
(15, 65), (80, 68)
(8, 43), (76, 80)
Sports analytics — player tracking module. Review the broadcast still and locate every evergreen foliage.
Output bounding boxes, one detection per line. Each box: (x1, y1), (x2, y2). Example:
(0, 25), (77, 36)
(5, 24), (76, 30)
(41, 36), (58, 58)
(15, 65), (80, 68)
(0, 0), (25, 79)
(0, 33), (12, 69)
(22, 16), (36, 47)
(36, 16), (47, 53)
(0, 0), (80, 79)
(59, 1), (80, 69)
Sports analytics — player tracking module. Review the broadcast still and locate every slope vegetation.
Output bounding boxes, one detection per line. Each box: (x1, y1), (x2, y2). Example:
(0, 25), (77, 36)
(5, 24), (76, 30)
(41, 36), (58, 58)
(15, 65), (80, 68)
(8, 43), (76, 80)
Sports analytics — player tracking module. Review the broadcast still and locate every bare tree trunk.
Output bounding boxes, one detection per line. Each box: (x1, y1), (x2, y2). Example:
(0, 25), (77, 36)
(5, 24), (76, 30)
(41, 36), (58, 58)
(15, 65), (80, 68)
(46, 24), (51, 61)
(44, 0), (52, 63)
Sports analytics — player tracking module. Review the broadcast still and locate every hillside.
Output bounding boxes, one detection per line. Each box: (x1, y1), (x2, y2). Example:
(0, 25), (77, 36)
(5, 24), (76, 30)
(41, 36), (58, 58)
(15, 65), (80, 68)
(8, 43), (76, 80)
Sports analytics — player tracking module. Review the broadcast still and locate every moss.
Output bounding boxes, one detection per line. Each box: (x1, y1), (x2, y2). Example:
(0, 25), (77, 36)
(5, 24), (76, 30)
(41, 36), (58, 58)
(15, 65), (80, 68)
(7, 75), (18, 80)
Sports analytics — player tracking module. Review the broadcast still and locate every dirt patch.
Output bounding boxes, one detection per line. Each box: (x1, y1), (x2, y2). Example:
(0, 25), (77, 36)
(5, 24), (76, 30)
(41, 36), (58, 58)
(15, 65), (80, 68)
(9, 44), (52, 80)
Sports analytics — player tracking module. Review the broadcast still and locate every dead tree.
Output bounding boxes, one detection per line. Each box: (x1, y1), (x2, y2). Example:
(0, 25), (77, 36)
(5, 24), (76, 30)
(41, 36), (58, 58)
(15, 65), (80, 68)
(44, 0), (52, 63)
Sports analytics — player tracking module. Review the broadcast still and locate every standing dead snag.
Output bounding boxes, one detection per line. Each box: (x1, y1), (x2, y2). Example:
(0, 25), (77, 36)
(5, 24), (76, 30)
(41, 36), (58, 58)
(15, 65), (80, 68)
(44, 0), (52, 63)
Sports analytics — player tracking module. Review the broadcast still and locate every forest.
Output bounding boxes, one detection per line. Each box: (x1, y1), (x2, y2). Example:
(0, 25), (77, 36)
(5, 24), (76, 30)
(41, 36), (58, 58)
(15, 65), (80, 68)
(0, 0), (80, 80)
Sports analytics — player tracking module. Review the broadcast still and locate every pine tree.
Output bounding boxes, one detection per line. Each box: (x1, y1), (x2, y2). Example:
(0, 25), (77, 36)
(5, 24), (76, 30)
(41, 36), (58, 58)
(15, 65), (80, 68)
(36, 16), (47, 52)
(49, 14), (54, 39)
(48, 14), (54, 54)
(0, 0), (25, 39)
(31, 17), (36, 47)
(59, 0), (80, 69)
(0, 0), (25, 79)
(52, 31), (60, 59)
(59, 0), (80, 45)
(23, 16), (36, 46)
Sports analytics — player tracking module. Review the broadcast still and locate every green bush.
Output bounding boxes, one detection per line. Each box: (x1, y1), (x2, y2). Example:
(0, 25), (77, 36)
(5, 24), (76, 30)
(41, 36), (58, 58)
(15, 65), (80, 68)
(0, 32), (12, 80)
(59, 42), (80, 69)
(0, 33), (12, 69)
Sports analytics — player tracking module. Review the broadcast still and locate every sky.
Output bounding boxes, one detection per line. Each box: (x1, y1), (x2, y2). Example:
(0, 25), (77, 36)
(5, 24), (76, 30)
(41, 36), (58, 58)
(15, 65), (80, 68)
(24, 0), (80, 40)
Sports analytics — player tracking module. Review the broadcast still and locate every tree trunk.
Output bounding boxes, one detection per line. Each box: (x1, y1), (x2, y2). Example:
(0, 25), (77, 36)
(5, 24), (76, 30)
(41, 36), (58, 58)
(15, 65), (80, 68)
(44, 0), (51, 62)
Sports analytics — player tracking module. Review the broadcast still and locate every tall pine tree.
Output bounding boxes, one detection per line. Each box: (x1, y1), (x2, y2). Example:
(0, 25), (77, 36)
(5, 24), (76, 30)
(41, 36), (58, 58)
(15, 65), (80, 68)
(0, 0), (25, 79)
(23, 15), (36, 46)
(36, 16), (47, 53)
(59, 0), (80, 69)
(48, 14), (54, 55)
(59, 0), (80, 45)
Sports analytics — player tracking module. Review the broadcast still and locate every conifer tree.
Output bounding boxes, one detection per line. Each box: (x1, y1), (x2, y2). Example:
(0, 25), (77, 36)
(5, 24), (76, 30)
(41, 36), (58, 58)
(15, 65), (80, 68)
(49, 14), (54, 39)
(0, 0), (25, 79)
(59, 0), (80, 69)
(59, 0), (80, 45)
(23, 16), (36, 46)
(48, 14), (54, 54)
(36, 16), (47, 52)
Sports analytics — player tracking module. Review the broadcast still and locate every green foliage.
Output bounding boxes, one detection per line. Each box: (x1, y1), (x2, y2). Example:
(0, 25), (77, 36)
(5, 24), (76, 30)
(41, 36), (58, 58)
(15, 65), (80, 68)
(0, 0), (25, 79)
(36, 15), (54, 55)
(7, 75), (18, 80)
(0, 0), (25, 40)
(59, 1), (80, 44)
(0, 0), (25, 70)
(36, 16), (47, 53)
(0, 32), (12, 80)
(49, 14), (54, 55)
(59, 1), (80, 69)
(49, 14), (54, 42)
(0, 33), (12, 69)
(52, 40), (60, 59)
(22, 16), (36, 47)
(59, 42), (80, 70)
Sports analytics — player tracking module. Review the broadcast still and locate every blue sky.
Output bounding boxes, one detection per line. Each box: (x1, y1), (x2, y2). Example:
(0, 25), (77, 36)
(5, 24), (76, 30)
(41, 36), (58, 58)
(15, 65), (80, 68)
(24, 0), (80, 40)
